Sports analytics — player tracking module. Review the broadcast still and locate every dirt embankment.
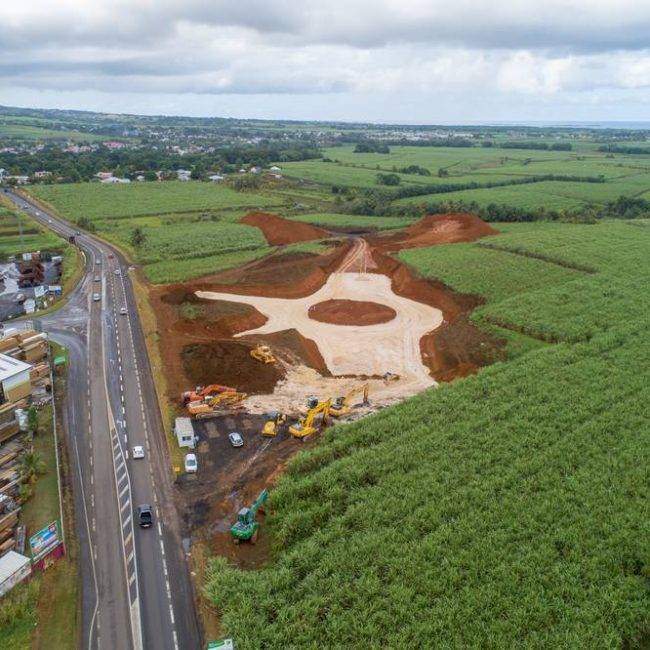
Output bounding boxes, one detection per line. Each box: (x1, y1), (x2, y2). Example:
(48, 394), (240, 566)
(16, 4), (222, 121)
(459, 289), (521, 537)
(241, 211), (329, 245)
(308, 299), (396, 326)
(370, 212), (498, 252)
(191, 240), (352, 299)
(148, 242), (352, 401)
(182, 340), (285, 395)
(366, 213), (505, 380)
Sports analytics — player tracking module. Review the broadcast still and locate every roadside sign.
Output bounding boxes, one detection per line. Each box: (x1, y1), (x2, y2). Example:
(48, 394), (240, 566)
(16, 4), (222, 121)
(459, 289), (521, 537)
(207, 640), (234, 650)
(29, 520), (60, 562)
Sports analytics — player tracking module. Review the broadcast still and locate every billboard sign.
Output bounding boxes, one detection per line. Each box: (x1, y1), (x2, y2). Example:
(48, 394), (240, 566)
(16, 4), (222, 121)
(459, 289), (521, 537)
(29, 521), (60, 561)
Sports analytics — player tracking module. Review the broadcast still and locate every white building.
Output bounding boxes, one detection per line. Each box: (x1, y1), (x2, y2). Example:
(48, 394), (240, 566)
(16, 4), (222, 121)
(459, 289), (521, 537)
(0, 354), (32, 405)
(0, 551), (31, 597)
(269, 165), (281, 172)
(176, 169), (192, 181)
(208, 174), (224, 182)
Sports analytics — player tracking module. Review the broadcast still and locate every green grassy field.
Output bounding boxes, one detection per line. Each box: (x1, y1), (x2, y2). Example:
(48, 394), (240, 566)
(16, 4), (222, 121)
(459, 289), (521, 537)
(0, 404), (78, 650)
(0, 121), (108, 142)
(26, 182), (294, 282)
(205, 219), (650, 648)
(399, 240), (585, 302)
(30, 181), (283, 221)
(0, 205), (66, 260)
(288, 212), (416, 230)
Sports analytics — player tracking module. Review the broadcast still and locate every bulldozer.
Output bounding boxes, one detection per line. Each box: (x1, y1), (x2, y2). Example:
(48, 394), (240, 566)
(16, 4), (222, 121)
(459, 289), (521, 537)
(250, 344), (275, 364)
(230, 489), (269, 544)
(289, 399), (331, 439)
(182, 383), (237, 405)
(330, 384), (370, 418)
(262, 411), (287, 437)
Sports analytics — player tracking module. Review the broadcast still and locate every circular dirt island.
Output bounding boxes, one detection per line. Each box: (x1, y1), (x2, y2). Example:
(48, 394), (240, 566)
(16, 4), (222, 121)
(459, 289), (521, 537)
(308, 299), (396, 326)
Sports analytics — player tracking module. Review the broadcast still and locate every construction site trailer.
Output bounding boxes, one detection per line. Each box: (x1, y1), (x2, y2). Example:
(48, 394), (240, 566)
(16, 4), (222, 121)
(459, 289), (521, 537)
(175, 417), (196, 449)
(0, 550), (31, 597)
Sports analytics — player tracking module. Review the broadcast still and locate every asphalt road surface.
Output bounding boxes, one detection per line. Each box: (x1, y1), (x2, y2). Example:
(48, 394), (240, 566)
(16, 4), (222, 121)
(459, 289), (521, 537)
(4, 190), (201, 650)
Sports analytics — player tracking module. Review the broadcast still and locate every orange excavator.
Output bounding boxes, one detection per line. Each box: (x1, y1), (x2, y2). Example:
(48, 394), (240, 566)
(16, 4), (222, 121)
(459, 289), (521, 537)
(187, 391), (247, 417)
(182, 384), (237, 405)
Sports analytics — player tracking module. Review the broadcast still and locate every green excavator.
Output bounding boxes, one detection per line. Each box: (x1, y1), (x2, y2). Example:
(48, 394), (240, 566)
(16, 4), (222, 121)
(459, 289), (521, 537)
(230, 489), (269, 544)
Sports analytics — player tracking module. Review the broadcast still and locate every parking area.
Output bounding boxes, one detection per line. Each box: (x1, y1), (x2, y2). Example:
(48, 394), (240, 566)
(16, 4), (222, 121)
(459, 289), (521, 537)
(174, 411), (304, 566)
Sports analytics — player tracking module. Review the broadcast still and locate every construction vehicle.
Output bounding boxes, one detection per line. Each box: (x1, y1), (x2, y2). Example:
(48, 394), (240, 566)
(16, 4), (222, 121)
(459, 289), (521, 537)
(330, 384), (370, 418)
(230, 489), (268, 544)
(250, 344), (275, 364)
(182, 384), (237, 405)
(289, 399), (331, 439)
(262, 411), (287, 437)
(187, 391), (246, 417)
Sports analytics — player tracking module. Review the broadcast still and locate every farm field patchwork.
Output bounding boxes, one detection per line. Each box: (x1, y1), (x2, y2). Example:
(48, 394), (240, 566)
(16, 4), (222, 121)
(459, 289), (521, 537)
(26, 183), (295, 282)
(283, 145), (650, 209)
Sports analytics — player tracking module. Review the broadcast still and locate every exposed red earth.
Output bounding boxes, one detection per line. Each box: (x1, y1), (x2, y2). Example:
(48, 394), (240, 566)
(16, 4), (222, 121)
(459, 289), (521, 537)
(241, 211), (329, 245)
(308, 299), (397, 326)
(370, 212), (498, 251)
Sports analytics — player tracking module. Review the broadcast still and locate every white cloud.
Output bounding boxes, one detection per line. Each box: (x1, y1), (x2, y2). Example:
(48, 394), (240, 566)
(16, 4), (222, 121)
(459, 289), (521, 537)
(1, 1), (650, 120)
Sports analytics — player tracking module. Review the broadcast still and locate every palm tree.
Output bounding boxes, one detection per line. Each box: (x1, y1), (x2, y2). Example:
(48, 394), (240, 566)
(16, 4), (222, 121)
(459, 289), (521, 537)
(19, 452), (45, 485)
(27, 407), (38, 435)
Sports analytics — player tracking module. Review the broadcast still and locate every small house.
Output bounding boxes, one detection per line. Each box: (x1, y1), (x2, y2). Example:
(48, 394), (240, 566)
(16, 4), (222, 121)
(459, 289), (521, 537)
(208, 174), (224, 182)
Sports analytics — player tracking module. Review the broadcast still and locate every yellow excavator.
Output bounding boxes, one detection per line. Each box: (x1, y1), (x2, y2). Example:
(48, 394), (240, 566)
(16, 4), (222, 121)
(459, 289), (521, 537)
(250, 344), (275, 364)
(187, 391), (247, 417)
(330, 384), (370, 418)
(289, 399), (331, 439)
(262, 411), (287, 437)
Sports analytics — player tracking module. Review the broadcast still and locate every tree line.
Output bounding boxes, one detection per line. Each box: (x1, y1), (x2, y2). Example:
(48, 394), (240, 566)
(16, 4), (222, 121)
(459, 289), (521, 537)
(0, 142), (321, 182)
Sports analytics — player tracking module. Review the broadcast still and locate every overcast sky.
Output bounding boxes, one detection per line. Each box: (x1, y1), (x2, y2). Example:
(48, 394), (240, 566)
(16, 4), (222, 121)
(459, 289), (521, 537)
(2, 0), (650, 123)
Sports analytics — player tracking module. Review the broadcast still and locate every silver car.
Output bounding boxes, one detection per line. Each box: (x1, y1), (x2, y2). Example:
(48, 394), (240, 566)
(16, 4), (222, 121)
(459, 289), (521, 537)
(228, 432), (244, 447)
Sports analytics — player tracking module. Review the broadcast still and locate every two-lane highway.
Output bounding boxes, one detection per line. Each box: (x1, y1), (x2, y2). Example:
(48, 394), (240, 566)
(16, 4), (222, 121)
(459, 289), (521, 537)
(4, 190), (200, 649)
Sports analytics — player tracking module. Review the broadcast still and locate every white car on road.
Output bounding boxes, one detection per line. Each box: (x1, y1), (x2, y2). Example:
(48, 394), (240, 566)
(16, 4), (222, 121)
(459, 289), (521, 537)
(184, 453), (198, 473)
(132, 445), (145, 459)
(120, 307), (127, 315)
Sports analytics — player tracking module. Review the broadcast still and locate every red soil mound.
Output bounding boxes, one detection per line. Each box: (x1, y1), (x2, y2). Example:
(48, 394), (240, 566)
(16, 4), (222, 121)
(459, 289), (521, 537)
(308, 299), (396, 326)
(372, 213), (497, 252)
(241, 211), (329, 246)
